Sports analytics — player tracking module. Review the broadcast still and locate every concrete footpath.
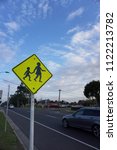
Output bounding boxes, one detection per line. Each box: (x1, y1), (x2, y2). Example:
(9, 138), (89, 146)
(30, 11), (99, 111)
(1, 109), (38, 150)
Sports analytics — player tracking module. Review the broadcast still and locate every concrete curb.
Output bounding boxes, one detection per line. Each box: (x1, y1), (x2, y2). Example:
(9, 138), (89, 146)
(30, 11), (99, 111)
(7, 115), (29, 150)
(1, 109), (38, 150)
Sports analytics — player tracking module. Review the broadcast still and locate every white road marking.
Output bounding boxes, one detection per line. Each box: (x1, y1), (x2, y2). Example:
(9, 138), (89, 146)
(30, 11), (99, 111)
(9, 110), (99, 150)
(46, 115), (57, 119)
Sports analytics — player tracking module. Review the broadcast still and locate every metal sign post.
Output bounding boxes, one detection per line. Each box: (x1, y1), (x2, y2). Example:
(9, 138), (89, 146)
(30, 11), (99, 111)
(29, 93), (34, 150)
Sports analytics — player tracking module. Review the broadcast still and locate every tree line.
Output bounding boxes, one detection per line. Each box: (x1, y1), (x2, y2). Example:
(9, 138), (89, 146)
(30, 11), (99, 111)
(6, 80), (100, 107)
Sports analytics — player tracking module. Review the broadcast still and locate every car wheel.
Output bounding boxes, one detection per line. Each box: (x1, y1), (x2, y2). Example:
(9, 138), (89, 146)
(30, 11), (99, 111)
(92, 125), (100, 138)
(62, 119), (69, 128)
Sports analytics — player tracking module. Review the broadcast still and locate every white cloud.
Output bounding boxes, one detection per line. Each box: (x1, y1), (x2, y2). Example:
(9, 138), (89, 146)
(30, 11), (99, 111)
(68, 23), (100, 66)
(40, 22), (100, 100)
(0, 43), (16, 63)
(63, 52), (85, 64)
(60, 0), (73, 6)
(18, 0), (52, 21)
(71, 22), (100, 46)
(0, 31), (7, 37)
(52, 0), (73, 6)
(67, 26), (80, 34)
(38, 0), (52, 19)
(47, 61), (61, 72)
(37, 45), (67, 58)
(5, 21), (20, 32)
(36, 22), (99, 100)
(0, 0), (52, 27)
(0, 0), (73, 28)
(67, 7), (84, 21)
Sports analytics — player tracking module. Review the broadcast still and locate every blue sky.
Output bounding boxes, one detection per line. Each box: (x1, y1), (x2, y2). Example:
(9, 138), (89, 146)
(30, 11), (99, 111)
(0, 0), (100, 102)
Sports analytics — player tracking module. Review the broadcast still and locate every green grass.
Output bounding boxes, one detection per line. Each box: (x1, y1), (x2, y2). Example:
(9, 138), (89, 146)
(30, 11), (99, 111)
(0, 112), (24, 150)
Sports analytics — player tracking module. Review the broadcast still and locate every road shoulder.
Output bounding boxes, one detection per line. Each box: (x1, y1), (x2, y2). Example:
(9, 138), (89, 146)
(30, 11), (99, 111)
(2, 109), (38, 150)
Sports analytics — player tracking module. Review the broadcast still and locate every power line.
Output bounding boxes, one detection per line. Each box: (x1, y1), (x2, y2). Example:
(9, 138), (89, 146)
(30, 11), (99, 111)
(2, 79), (19, 86)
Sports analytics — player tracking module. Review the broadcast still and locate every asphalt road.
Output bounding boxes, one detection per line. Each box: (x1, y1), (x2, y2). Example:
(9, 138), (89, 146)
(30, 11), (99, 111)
(8, 108), (100, 150)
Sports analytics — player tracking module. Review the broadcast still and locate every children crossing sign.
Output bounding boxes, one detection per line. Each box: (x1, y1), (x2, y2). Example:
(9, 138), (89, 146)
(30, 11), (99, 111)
(12, 54), (53, 94)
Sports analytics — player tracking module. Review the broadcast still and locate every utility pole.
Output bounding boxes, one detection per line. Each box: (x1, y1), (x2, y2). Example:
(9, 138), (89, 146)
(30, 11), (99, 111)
(58, 89), (61, 107)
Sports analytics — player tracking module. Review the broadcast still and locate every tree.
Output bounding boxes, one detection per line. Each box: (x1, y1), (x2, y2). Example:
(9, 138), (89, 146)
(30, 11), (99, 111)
(83, 80), (100, 106)
(10, 94), (28, 107)
(9, 82), (31, 107)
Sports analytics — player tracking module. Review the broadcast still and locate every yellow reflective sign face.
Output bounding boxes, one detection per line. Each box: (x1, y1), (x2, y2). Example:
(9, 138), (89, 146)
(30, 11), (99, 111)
(12, 54), (53, 94)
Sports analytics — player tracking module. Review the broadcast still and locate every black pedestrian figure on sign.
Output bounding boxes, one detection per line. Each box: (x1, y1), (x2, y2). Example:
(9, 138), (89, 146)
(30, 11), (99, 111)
(33, 62), (45, 82)
(23, 67), (31, 81)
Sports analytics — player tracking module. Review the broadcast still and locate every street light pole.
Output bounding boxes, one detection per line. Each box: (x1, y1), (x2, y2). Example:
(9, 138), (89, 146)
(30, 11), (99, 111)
(0, 71), (10, 132)
(5, 84), (10, 132)
(3, 79), (20, 132)
(58, 89), (61, 107)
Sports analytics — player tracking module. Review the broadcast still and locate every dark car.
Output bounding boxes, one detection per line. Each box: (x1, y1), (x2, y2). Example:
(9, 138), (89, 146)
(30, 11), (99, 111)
(62, 107), (100, 137)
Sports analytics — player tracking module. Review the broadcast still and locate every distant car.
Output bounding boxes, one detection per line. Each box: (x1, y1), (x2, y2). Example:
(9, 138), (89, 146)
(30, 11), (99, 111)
(62, 107), (100, 137)
(9, 105), (14, 109)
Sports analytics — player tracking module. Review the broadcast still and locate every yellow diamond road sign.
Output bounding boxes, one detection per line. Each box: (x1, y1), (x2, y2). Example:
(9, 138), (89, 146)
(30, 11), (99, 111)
(12, 54), (53, 94)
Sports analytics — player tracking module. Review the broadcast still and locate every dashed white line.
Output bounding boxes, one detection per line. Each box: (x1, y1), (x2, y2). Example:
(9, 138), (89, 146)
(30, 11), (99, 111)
(46, 115), (57, 119)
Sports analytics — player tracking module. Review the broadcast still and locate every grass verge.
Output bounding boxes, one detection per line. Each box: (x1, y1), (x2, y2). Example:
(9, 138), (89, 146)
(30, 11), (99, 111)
(0, 112), (24, 150)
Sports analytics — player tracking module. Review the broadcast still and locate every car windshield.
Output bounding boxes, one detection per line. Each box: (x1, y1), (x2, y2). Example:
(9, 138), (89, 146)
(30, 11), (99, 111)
(74, 108), (100, 117)
(83, 109), (100, 116)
